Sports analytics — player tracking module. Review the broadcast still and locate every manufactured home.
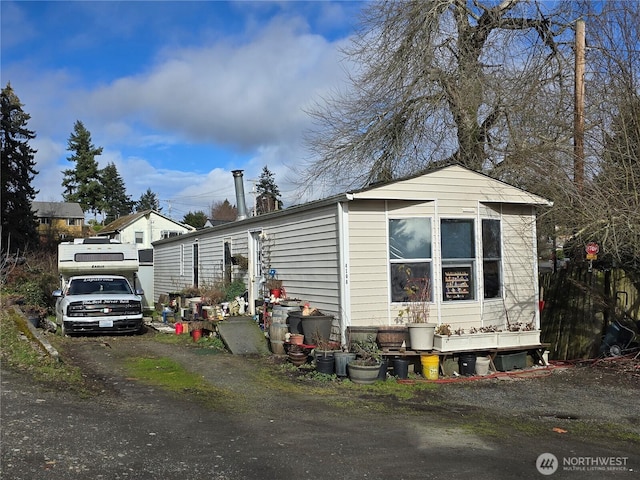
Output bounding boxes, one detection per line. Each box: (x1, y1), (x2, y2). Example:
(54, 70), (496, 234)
(152, 165), (551, 342)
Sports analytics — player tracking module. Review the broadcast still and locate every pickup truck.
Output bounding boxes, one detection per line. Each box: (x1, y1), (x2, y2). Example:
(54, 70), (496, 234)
(53, 238), (144, 335)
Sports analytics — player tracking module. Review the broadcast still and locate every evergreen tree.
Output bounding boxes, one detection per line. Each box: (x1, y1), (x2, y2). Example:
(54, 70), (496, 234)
(255, 166), (282, 214)
(62, 120), (104, 217)
(101, 162), (134, 224)
(183, 211), (207, 229)
(1, 83), (39, 253)
(136, 188), (161, 212)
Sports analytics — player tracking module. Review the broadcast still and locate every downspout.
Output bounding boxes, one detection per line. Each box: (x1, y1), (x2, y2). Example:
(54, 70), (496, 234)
(337, 201), (351, 345)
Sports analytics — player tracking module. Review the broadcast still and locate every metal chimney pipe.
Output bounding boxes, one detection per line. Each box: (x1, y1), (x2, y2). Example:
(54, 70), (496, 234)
(231, 170), (248, 220)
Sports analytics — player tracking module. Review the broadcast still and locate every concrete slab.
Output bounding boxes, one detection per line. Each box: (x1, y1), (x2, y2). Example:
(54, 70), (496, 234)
(216, 316), (270, 355)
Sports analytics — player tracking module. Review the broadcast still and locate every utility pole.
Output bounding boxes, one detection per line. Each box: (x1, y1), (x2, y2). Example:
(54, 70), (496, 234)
(574, 19), (586, 193)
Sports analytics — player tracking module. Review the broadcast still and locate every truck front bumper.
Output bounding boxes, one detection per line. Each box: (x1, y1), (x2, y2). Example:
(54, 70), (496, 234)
(62, 317), (143, 335)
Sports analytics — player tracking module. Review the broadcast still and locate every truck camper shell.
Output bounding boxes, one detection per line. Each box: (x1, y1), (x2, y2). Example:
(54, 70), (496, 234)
(58, 238), (139, 277)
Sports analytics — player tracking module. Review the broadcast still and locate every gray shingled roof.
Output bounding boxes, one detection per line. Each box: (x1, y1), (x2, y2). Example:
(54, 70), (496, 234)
(32, 201), (84, 218)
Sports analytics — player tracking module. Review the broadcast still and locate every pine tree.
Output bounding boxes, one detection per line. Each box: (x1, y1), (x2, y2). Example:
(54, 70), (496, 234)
(136, 188), (161, 212)
(1, 83), (39, 253)
(62, 120), (104, 217)
(101, 162), (133, 224)
(255, 166), (282, 214)
(183, 211), (207, 229)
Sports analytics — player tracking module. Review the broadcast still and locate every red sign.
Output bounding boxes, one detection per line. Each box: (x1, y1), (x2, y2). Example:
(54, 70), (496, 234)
(585, 242), (599, 255)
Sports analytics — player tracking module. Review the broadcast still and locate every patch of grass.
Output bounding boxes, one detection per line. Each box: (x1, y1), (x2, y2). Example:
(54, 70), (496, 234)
(123, 356), (245, 412)
(0, 307), (91, 396)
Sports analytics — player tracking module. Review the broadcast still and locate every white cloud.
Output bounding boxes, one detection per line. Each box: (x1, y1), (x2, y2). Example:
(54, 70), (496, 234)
(6, 4), (356, 218)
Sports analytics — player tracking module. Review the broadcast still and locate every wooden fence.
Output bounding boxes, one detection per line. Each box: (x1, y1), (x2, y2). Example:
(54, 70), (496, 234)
(539, 266), (639, 360)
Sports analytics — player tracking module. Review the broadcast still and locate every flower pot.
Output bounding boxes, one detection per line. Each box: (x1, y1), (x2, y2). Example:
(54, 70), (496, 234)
(287, 312), (304, 335)
(300, 314), (333, 345)
(433, 333), (498, 352)
(315, 356), (335, 375)
(191, 329), (203, 342)
(288, 351), (308, 367)
(346, 326), (379, 344)
(289, 333), (304, 345)
(496, 330), (540, 348)
(348, 362), (381, 385)
(377, 358), (390, 381)
(393, 358), (409, 379)
(475, 356), (491, 376)
(458, 353), (477, 376)
(334, 352), (356, 377)
(376, 326), (408, 350)
(407, 323), (436, 350)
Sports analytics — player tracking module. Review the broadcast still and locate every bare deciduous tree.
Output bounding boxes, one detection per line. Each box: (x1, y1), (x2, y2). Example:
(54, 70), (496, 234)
(302, 0), (576, 193)
(558, 1), (640, 288)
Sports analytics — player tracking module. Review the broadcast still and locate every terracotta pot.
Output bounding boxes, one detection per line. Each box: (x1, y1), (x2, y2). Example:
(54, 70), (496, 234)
(290, 333), (304, 345)
(288, 351), (308, 367)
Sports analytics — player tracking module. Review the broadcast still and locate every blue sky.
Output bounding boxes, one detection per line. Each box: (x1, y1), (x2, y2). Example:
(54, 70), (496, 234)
(1, 1), (364, 220)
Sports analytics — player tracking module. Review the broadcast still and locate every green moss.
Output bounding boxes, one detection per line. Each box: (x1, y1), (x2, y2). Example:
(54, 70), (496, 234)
(123, 356), (245, 412)
(0, 308), (89, 395)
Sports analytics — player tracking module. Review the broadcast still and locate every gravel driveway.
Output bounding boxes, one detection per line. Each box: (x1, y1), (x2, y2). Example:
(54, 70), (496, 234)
(2, 330), (638, 479)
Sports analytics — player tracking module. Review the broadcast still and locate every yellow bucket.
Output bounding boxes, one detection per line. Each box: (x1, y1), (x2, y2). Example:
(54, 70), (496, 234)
(421, 354), (439, 380)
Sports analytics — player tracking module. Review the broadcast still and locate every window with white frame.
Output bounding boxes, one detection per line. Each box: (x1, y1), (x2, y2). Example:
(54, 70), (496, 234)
(441, 219), (475, 301)
(135, 231), (144, 244)
(39, 217), (51, 225)
(161, 230), (181, 239)
(389, 218), (432, 303)
(482, 219), (502, 299)
(67, 218), (82, 226)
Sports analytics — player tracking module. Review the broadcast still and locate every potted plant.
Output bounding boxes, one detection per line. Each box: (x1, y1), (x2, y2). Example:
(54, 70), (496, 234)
(287, 344), (309, 367)
(497, 321), (540, 347)
(433, 324), (500, 351)
(265, 278), (283, 298)
(397, 275), (435, 351)
(347, 339), (382, 385)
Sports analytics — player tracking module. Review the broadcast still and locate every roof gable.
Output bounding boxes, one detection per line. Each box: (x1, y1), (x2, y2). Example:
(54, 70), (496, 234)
(100, 210), (194, 235)
(349, 165), (552, 206)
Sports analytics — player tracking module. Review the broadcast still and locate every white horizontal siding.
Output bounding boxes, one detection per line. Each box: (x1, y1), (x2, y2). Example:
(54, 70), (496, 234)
(353, 165), (551, 205)
(501, 205), (538, 326)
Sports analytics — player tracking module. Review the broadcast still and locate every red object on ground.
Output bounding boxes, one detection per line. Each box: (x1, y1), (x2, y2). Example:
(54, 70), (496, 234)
(175, 323), (183, 335)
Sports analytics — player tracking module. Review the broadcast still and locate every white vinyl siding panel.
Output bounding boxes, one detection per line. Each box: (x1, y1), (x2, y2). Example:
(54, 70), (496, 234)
(265, 207), (340, 315)
(352, 165), (550, 206)
(154, 244), (189, 297)
(348, 201), (390, 326)
(501, 205), (538, 326)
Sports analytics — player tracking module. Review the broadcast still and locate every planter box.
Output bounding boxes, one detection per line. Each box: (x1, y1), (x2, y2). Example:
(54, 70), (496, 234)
(433, 333), (498, 352)
(496, 331), (540, 348)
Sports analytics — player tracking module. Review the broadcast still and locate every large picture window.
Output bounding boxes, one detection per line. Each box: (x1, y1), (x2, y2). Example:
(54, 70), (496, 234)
(482, 219), (502, 299)
(389, 218), (432, 302)
(441, 219), (475, 301)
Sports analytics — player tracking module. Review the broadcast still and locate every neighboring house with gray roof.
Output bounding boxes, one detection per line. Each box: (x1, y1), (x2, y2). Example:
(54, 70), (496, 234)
(32, 201), (85, 241)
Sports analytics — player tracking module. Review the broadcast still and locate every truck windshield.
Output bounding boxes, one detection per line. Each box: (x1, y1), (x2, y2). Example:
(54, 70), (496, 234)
(67, 278), (133, 295)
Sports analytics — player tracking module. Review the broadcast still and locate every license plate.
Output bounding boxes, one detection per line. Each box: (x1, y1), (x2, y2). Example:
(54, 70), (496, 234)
(99, 320), (113, 328)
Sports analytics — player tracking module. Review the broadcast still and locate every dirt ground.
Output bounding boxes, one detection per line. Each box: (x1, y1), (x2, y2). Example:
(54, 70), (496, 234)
(2, 327), (639, 479)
